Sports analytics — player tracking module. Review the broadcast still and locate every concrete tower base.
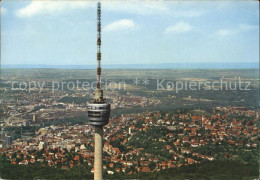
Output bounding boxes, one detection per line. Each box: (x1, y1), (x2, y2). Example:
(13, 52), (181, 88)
(94, 126), (103, 180)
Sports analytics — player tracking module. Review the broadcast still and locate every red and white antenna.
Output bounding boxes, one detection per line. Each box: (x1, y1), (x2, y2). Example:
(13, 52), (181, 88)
(97, 2), (102, 90)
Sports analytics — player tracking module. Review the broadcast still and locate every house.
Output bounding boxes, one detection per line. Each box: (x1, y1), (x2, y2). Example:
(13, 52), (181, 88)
(141, 166), (150, 172)
(107, 171), (114, 175)
(116, 168), (121, 173)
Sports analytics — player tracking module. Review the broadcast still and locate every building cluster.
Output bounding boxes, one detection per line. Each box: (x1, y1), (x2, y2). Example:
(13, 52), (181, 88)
(109, 93), (161, 109)
(0, 106), (258, 175)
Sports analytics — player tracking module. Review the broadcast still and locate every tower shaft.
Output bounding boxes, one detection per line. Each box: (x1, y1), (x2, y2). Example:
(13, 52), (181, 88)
(94, 126), (103, 180)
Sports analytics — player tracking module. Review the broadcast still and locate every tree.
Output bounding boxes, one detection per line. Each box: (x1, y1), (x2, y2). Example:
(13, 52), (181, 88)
(149, 162), (156, 171)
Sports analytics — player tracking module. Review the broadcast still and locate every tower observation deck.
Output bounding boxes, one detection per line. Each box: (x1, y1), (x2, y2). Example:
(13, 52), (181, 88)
(87, 2), (111, 180)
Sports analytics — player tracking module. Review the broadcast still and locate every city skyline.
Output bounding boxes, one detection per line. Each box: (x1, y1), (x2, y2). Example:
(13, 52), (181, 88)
(1, 1), (259, 65)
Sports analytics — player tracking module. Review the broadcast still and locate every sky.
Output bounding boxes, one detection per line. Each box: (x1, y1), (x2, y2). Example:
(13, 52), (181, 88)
(1, 0), (259, 65)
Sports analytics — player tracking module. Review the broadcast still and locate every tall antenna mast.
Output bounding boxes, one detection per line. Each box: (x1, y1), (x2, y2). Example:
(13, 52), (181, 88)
(97, 2), (101, 90)
(91, 1), (104, 103)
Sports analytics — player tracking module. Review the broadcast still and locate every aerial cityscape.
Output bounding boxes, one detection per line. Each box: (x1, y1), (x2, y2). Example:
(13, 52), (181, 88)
(0, 0), (259, 179)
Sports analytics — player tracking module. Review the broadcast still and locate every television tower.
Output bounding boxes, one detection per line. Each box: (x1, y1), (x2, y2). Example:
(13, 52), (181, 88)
(87, 2), (110, 180)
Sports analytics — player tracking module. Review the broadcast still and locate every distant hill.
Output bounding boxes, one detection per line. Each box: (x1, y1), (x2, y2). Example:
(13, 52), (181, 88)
(1, 62), (259, 69)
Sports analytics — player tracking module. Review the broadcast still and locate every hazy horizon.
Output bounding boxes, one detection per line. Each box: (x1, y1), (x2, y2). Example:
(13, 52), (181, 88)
(1, 62), (259, 69)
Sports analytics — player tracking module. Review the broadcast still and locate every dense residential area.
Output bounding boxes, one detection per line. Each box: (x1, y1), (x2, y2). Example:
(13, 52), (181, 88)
(0, 107), (258, 177)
